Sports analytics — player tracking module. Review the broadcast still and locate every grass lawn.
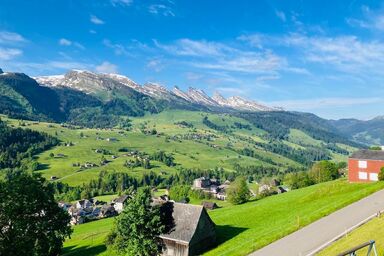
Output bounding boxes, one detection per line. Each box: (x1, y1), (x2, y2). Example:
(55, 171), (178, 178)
(62, 217), (114, 256)
(62, 179), (384, 256)
(318, 216), (384, 255)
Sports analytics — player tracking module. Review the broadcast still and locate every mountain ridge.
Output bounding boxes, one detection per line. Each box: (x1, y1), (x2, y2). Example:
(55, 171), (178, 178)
(34, 69), (277, 112)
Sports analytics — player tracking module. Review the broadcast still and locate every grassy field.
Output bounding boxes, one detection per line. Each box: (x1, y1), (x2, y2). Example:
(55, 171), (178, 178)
(1, 110), (354, 187)
(62, 179), (384, 256)
(318, 216), (384, 255)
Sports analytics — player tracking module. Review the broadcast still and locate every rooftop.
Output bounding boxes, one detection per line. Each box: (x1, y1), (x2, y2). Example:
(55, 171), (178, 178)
(350, 150), (384, 161)
(160, 202), (206, 244)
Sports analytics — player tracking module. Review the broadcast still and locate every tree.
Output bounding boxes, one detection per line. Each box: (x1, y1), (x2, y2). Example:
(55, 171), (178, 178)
(0, 171), (72, 256)
(227, 176), (250, 204)
(379, 167), (384, 181)
(107, 187), (165, 256)
(309, 160), (339, 183)
(169, 185), (190, 203)
(284, 171), (314, 189)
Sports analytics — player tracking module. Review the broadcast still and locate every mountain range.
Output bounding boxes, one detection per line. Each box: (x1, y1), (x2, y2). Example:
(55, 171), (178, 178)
(0, 68), (383, 146)
(34, 69), (277, 111)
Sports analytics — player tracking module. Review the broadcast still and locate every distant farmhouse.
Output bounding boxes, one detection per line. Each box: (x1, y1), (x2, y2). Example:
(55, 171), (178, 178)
(112, 194), (130, 213)
(193, 177), (230, 200)
(160, 202), (216, 256)
(349, 149), (384, 182)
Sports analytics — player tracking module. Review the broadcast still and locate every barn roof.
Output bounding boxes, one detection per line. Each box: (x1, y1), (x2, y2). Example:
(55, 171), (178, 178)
(350, 150), (384, 161)
(113, 195), (129, 203)
(160, 202), (205, 244)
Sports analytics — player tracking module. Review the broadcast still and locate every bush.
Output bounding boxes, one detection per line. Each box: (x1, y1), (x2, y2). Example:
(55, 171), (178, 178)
(309, 160), (339, 183)
(169, 185), (190, 203)
(379, 167), (384, 181)
(284, 171), (314, 190)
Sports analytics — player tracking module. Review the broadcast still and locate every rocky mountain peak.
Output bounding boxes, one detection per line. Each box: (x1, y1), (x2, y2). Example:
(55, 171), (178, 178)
(212, 91), (228, 106)
(173, 86), (192, 101)
(33, 69), (278, 112)
(187, 87), (218, 106)
(0, 68), (3, 74)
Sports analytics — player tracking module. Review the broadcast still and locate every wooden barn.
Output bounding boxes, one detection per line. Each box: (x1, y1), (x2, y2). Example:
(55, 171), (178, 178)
(160, 202), (216, 256)
(348, 149), (384, 182)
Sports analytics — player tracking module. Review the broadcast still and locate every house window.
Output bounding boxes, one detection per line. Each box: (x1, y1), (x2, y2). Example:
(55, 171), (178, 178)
(369, 173), (378, 181)
(358, 171), (368, 180)
(358, 161), (367, 169)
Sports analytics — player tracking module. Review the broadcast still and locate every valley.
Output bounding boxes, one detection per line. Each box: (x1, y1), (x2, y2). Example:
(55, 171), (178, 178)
(0, 68), (383, 256)
(2, 108), (354, 187)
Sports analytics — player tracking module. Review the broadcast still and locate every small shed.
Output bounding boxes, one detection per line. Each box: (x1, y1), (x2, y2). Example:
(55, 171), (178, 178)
(160, 202), (216, 256)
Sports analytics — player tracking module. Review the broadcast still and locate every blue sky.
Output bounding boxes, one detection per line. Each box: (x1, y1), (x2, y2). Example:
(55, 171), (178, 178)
(0, 0), (384, 119)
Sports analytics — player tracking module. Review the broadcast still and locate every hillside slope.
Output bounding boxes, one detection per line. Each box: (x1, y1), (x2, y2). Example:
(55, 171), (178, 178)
(61, 179), (384, 256)
(330, 117), (384, 145)
(2, 110), (355, 186)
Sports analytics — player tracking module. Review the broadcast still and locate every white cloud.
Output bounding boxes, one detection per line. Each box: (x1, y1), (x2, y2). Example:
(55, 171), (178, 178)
(0, 47), (23, 60)
(156, 38), (286, 74)
(111, 0), (133, 6)
(155, 38), (227, 57)
(147, 58), (163, 72)
(58, 38), (85, 49)
(193, 52), (283, 74)
(237, 34), (264, 48)
(103, 39), (130, 56)
(346, 6), (384, 31)
(0, 31), (26, 44)
(241, 32), (384, 75)
(96, 61), (118, 73)
(59, 38), (72, 46)
(283, 34), (384, 73)
(216, 87), (246, 95)
(90, 15), (105, 25)
(48, 61), (91, 70)
(148, 4), (175, 17)
(185, 72), (203, 81)
(275, 10), (286, 22)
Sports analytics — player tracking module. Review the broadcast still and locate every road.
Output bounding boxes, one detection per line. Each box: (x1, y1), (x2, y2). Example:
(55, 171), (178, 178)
(250, 189), (384, 256)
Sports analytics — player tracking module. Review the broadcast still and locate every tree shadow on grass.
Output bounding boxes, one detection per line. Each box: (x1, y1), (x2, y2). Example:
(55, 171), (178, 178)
(37, 163), (50, 171)
(215, 225), (248, 245)
(61, 244), (107, 256)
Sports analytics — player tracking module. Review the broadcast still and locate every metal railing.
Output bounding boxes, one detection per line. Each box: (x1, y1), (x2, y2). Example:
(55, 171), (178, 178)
(337, 240), (378, 256)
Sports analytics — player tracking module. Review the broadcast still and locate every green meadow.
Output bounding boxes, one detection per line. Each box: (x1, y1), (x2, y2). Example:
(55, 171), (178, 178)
(318, 216), (384, 255)
(2, 110), (353, 187)
(62, 179), (384, 256)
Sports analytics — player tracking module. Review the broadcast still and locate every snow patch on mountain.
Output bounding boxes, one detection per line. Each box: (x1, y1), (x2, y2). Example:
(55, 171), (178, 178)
(187, 87), (219, 106)
(34, 69), (279, 112)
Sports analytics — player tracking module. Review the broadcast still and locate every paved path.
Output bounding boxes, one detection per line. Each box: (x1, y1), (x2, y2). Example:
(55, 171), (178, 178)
(250, 189), (384, 256)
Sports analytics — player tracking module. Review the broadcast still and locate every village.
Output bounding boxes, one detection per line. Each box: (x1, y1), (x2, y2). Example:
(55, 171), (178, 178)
(59, 174), (291, 225)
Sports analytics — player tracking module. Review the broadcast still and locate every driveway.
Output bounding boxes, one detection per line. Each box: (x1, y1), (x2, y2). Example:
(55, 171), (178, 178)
(250, 189), (384, 256)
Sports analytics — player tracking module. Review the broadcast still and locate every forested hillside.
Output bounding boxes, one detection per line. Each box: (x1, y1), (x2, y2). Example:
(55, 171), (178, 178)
(0, 119), (58, 169)
(330, 117), (384, 145)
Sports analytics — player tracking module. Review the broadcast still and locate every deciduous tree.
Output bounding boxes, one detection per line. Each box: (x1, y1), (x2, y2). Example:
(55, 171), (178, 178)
(107, 187), (165, 256)
(227, 176), (250, 204)
(0, 171), (72, 256)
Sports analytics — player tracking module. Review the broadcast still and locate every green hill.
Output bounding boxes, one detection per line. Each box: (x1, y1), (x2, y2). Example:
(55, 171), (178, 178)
(1, 109), (356, 187)
(61, 179), (384, 256)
